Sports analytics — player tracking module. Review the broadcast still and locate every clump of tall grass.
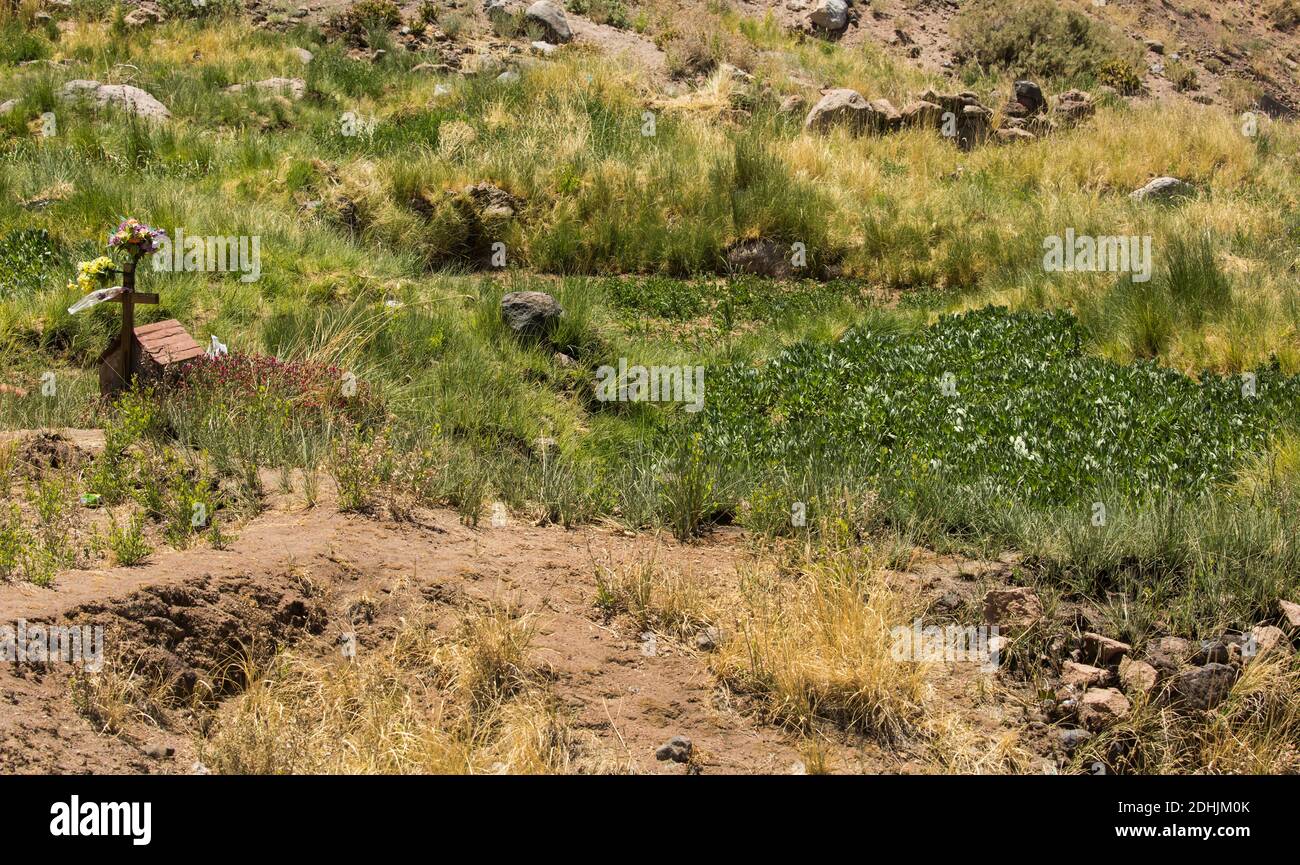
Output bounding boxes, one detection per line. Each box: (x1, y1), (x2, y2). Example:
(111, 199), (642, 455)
(712, 543), (927, 742)
(200, 606), (594, 774)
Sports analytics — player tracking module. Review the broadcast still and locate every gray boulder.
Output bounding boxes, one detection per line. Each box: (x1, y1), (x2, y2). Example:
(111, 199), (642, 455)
(1130, 176), (1194, 202)
(809, 0), (848, 32)
(1014, 80), (1046, 115)
(805, 88), (897, 135)
(60, 80), (171, 122)
(726, 238), (796, 278)
(501, 291), (563, 335)
(1167, 663), (1237, 710)
(526, 1), (572, 44)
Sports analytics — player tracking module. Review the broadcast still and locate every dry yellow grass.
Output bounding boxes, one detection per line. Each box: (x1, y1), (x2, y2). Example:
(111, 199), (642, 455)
(712, 543), (929, 742)
(199, 606), (607, 774)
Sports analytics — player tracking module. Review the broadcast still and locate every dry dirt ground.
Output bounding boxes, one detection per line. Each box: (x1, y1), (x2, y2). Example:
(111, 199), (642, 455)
(0, 427), (1050, 775)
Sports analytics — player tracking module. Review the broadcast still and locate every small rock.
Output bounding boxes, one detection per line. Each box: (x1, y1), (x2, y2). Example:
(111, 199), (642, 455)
(726, 237), (796, 279)
(501, 291), (563, 335)
(655, 735), (693, 763)
(1246, 625), (1289, 662)
(987, 634), (1012, 664)
(899, 100), (943, 129)
(1144, 38), (1165, 55)
(1061, 661), (1112, 689)
(1118, 657), (1159, 698)
(1053, 89), (1094, 123)
(0, 99), (16, 115)
(1082, 632), (1131, 666)
(1278, 599), (1300, 631)
(292, 47), (314, 64)
(1192, 638), (1232, 666)
(143, 743), (174, 759)
(995, 127), (1035, 144)
(1130, 176), (1194, 202)
(982, 587), (1043, 632)
(122, 4), (165, 27)
(190, 761), (211, 775)
(1056, 728), (1093, 753)
(530, 41), (557, 57)
(1167, 663), (1236, 711)
(496, 69), (521, 84)
(777, 94), (807, 116)
(695, 627), (721, 652)
(1144, 635), (1192, 677)
(934, 591), (963, 612)
(1079, 687), (1131, 730)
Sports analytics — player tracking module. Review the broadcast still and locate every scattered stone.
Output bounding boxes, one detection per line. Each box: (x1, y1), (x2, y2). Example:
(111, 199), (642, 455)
(553, 351), (576, 368)
(1082, 632), (1131, 666)
(695, 627), (721, 652)
(778, 94), (807, 116)
(1056, 727), (1093, 753)
(934, 591), (963, 612)
(804, 88), (871, 134)
(1053, 89), (1094, 123)
(292, 47), (314, 64)
(501, 291), (563, 335)
(497, 69), (521, 84)
(982, 587), (1043, 632)
(995, 127), (1035, 144)
(987, 634), (1012, 663)
(0, 99), (16, 115)
(190, 761), (211, 775)
(869, 97), (902, 132)
(226, 77), (307, 100)
(1144, 636), (1192, 678)
(464, 181), (523, 220)
(526, 1), (573, 44)
(1062, 661), (1112, 689)
(1167, 663), (1236, 711)
(957, 103), (992, 149)
(143, 743), (174, 759)
(899, 100), (943, 129)
(1130, 176), (1193, 202)
(726, 238), (797, 279)
(809, 0), (848, 33)
(123, 3), (165, 27)
(59, 80), (171, 122)
(530, 40), (557, 57)
(1278, 599), (1300, 631)
(1013, 80), (1045, 115)
(1246, 625), (1288, 662)
(1145, 38), (1165, 54)
(1192, 638), (1233, 666)
(1118, 657), (1159, 698)
(654, 735), (693, 763)
(1079, 687), (1131, 729)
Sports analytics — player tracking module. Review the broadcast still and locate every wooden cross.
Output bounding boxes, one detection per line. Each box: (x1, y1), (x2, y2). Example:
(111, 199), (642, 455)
(111, 261), (158, 384)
